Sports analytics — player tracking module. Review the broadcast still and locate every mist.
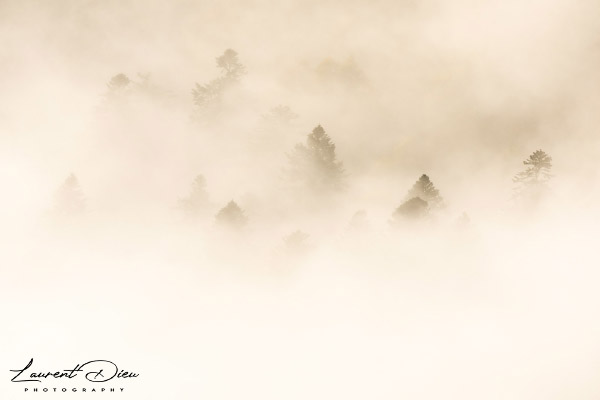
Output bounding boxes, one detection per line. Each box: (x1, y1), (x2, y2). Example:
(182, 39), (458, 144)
(1, 0), (600, 398)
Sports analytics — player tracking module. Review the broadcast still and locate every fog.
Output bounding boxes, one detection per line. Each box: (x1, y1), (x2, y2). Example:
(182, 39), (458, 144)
(1, 0), (600, 398)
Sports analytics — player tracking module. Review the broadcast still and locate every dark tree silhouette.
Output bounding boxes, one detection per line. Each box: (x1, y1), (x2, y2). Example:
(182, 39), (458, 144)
(215, 200), (247, 229)
(287, 125), (345, 192)
(192, 49), (245, 107)
(406, 174), (443, 207)
(513, 150), (553, 187)
(178, 175), (210, 219)
(54, 174), (85, 216)
(512, 150), (553, 206)
(392, 197), (428, 223)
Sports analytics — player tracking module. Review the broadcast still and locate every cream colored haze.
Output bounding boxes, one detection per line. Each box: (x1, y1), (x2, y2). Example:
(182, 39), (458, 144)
(1, 0), (600, 399)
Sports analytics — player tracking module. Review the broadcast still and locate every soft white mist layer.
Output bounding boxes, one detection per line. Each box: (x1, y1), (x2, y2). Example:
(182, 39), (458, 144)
(1, 0), (600, 399)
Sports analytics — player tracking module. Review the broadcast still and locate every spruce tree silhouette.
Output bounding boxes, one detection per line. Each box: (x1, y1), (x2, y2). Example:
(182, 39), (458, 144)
(513, 149), (553, 205)
(513, 150), (553, 187)
(287, 125), (345, 193)
(406, 174), (443, 207)
(215, 200), (247, 229)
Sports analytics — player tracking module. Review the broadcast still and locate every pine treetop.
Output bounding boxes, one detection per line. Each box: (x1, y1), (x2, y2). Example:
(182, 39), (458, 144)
(406, 174), (442, 206)
(193, 49), (245, 108)
(286, 125), (345, 192)
(513, 149), (553, 185)
(215, 200), (247, 229)
(307, 125), (339, 166)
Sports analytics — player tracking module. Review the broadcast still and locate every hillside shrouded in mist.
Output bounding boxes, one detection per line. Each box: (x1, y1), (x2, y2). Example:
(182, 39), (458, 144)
(1, 0), (600, 399)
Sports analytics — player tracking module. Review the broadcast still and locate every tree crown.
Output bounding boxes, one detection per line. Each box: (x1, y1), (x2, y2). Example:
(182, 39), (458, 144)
(513, 149), (553, 185)
(406, 174), (442, 206)
(287, 125), (345, 192)
(216, 49), (245, 79)
(215, 200), (247, 229)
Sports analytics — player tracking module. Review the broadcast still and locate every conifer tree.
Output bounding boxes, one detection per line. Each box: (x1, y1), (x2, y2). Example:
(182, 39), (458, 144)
(287, 125), (345, 192)
(512, 149), (553, 205)
(406, 174), (443, 207)
(192, 49), (245, 107)
(215, 200), (247, 229)
(513, 150), (553, 188)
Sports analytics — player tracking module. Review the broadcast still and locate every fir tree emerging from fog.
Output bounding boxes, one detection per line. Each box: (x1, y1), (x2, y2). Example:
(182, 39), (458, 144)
(54, 174), (86, 216)
(178, 175), (210, 219)
(215, 200), (247, 229)
(513, 150), (553, 188)
(286, 125), (345, 193)
(192, 49), (245, 108)
(513, 150), (553, 204)
(406, 174), (443, 207)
